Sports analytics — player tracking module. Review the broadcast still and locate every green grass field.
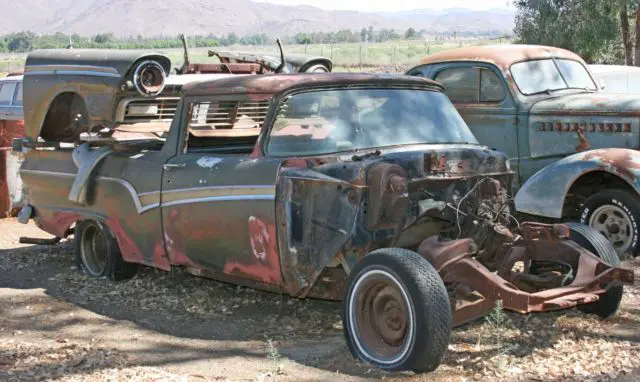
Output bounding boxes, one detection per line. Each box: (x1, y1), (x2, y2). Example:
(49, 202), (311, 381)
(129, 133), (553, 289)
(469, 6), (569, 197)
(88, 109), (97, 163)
(0, 38), (512, 74)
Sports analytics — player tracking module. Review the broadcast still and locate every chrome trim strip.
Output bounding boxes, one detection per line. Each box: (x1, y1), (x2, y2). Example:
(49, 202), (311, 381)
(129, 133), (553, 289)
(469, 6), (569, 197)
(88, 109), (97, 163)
(26, 64), (119, 74)
(161, 194), (275, 208)
(161, 185), (275, 194)
(19, 170), (157, 214)
(19, 170), (275, 213)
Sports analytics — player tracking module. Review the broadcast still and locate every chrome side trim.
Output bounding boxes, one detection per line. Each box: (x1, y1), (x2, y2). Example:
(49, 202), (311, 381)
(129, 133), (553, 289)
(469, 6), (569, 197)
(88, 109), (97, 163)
(162, 184), (275, 194)
(19, 169), (157, 214)
(161, 194), (276, 208)
(26, 64), (120, 74)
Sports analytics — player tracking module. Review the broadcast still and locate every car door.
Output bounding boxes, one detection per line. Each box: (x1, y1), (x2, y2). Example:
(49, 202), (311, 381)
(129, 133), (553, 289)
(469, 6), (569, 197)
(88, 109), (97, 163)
(160, 95), (284, 285)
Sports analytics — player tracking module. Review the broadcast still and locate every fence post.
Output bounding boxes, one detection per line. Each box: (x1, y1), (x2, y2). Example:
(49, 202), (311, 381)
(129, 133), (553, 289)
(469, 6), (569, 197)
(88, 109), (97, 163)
(330, 44), (333, 61)
(359, 44), (362, 71)
(424, 41), (427, 55)
(393, 45), (396, 65)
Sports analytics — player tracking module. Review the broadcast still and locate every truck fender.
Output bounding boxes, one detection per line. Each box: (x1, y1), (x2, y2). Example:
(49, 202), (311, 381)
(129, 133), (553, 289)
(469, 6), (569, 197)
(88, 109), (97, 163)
(514, 148), (640, 219)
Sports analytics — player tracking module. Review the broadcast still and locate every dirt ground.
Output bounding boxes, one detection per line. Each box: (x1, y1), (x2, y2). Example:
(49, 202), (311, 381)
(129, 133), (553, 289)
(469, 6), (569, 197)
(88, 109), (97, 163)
(2, 219), (640, 381)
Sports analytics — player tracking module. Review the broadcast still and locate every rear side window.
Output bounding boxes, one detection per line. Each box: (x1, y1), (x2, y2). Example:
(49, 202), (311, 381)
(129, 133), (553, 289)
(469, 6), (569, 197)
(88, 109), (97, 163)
(13, 82), (23, 107)
(0, 82), (17, 106)
(434, 67), (505, 103)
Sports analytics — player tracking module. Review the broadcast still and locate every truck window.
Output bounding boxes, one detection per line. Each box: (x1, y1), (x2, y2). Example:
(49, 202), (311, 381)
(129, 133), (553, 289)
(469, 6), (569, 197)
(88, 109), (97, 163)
(435, 67), (505, 103)
(13, 82), (23, 107)
(435, 68), (478, 102)
(185, 99), (270, 154)
(0, 82), (17, 106)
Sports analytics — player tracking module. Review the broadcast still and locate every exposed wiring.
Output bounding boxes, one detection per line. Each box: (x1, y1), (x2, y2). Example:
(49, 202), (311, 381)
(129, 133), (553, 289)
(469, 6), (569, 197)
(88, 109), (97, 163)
(455, 177), (489, 239)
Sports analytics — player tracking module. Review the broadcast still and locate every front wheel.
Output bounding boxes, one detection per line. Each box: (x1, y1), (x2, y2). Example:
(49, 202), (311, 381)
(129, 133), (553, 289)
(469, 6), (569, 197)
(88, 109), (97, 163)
(343, 248), (451, 373)
(579, 189), (640, 257)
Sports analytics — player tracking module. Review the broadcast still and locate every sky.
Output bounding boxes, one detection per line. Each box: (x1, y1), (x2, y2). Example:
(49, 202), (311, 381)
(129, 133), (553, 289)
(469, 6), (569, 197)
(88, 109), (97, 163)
(252, 0), (513, 12)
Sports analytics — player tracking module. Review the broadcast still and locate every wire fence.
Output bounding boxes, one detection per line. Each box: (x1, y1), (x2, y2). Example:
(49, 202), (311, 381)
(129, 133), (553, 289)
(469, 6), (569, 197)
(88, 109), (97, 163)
(0, 36), (513, 75)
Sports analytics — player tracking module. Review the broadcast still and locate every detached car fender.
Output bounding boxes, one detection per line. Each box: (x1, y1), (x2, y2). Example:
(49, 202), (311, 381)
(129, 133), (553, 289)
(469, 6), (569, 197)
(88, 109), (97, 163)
(515, 148), (640, 218)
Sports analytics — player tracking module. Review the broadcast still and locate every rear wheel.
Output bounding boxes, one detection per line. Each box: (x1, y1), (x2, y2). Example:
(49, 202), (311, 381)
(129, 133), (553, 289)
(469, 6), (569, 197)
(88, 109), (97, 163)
(74, 220), (137, 281)
(565, 222), (623, 318)
(343, 248), (451, 372)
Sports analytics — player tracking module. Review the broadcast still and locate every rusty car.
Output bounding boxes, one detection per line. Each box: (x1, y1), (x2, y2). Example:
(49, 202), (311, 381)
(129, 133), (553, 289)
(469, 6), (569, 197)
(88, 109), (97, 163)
(408, 44), (640, 256)
(14, 49), (634, 373)
(0, 72), (25, 217)
(115, 36), (332, 128)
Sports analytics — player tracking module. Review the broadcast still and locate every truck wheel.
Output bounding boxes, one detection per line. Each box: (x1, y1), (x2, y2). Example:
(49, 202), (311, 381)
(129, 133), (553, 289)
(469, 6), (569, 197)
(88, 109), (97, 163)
(74, 220), (137, 281)
(578, 189), (640, 257)
(343, 248), (451, 373)
(565, 222), (623, 319)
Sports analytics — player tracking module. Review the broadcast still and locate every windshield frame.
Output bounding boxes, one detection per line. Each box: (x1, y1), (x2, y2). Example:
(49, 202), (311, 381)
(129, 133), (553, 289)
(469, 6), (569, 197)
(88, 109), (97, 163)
(261, 85), (480, 158)
(509, 57), (598, 96)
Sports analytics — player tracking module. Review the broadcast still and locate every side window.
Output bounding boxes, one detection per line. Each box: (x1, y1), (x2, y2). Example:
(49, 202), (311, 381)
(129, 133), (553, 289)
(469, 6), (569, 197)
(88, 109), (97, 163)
(435, 67), (506, 103)
(480, 69), (506, 102)
(13, 82), (23, 107)
(0, 82), (17, 106)
(185, 98), (270, 153)
(434, 68), (479, 103)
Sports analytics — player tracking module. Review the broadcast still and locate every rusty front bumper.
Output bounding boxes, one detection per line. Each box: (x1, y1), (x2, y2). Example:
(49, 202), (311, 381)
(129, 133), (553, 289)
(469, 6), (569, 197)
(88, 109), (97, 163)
(418, 222), (635, 327)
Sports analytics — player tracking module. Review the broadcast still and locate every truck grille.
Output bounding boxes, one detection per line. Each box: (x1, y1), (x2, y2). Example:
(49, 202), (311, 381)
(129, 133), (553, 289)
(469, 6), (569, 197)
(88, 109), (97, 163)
(190, 100), (270, 129)
(121, 98), (180, 123)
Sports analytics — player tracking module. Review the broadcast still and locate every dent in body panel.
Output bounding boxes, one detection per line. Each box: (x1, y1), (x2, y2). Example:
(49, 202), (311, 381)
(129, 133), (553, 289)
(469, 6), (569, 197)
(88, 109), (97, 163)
(515, 148), (640, 218)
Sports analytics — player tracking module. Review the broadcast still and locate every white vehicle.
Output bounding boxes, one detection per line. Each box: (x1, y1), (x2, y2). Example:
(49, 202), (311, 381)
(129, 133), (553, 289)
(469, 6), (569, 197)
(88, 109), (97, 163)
(589, 64), (640, 94)
(0, 73), (24, 216)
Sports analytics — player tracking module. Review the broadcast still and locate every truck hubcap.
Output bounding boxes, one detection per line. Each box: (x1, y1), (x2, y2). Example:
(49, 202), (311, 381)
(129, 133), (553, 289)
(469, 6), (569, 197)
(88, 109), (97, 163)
(589, 205), (633, 255)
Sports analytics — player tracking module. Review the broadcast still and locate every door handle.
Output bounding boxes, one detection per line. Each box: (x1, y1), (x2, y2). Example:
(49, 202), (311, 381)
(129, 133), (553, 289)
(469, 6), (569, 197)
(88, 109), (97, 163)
(163, 163), (186, 171)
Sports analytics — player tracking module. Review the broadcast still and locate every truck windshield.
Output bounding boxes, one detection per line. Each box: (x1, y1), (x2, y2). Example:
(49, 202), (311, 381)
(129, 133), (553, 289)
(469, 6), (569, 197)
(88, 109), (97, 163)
(267, 88), (478, 157)
(510, 59), (597, 95)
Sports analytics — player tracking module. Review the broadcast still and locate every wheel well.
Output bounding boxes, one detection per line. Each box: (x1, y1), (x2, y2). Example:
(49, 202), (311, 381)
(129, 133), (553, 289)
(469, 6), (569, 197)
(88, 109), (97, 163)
(562, 171), (636, 219)
(41, 92), (90, 142)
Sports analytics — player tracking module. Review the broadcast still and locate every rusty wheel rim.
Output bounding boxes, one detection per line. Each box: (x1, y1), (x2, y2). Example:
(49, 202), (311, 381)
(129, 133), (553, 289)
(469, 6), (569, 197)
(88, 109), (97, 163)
(348, 269), (414, 365)
(81, 224), (107, 277)
(589, 204), (633, 255)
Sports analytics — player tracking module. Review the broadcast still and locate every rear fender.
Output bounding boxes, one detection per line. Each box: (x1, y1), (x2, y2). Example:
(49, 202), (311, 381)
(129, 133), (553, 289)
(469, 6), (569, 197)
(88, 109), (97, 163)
(515, 148), (640, 218)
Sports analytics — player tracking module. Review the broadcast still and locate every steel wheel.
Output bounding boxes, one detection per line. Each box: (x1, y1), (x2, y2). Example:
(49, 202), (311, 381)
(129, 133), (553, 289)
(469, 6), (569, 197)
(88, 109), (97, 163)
(348, 269), (415, 365)
(80, 223), (108, 277)
(589, 204), (634, 255)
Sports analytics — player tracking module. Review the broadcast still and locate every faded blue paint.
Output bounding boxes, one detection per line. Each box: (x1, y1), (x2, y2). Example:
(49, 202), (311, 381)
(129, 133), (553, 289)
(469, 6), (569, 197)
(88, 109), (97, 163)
(407, 60), (640, 214)
(515, 148), (640, 218)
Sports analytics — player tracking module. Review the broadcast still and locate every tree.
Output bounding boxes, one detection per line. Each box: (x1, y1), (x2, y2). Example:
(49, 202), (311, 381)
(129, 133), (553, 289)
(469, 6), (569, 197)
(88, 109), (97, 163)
(360, 28), (367, 42)
(619, 0), (633, 65)
(94, 33), (113, 44)
(367, 26), (374, 42)
(514, 0), (620, 63)
(6, 31), (36, 52)
(405, 27), (417, 40)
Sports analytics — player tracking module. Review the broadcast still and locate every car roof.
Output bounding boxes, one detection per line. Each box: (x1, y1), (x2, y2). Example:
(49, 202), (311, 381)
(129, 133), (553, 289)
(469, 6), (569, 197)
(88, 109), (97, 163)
(418, 44), (585, 71)
(182, 72), (444, 97)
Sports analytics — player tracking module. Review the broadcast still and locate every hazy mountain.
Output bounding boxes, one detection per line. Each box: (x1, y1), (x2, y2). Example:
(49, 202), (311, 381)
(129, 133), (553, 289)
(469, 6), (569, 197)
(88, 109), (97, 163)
(0, 0), (515, 37)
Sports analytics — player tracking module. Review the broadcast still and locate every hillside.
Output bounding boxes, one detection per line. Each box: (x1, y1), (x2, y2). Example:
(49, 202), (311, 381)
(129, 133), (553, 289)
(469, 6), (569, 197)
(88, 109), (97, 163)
(0, 0), (515, 37)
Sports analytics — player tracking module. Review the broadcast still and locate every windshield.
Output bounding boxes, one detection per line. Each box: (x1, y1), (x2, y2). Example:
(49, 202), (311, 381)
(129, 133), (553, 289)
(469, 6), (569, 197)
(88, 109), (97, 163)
(266, 88), (478, 157)
(510, 59), (597, 95)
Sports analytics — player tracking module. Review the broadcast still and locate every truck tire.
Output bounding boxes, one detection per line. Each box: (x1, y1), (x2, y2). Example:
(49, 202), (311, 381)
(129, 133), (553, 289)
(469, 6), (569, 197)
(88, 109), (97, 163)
(578, 189), (640, 257)
(565, 222), (623, 319)
(74, 220), (137, 281)
(343, 248), (451, 373)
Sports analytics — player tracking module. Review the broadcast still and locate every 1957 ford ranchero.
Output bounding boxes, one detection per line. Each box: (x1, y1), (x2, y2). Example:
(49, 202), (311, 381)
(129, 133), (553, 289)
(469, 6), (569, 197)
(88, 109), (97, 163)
(14, 49), (633, 373)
